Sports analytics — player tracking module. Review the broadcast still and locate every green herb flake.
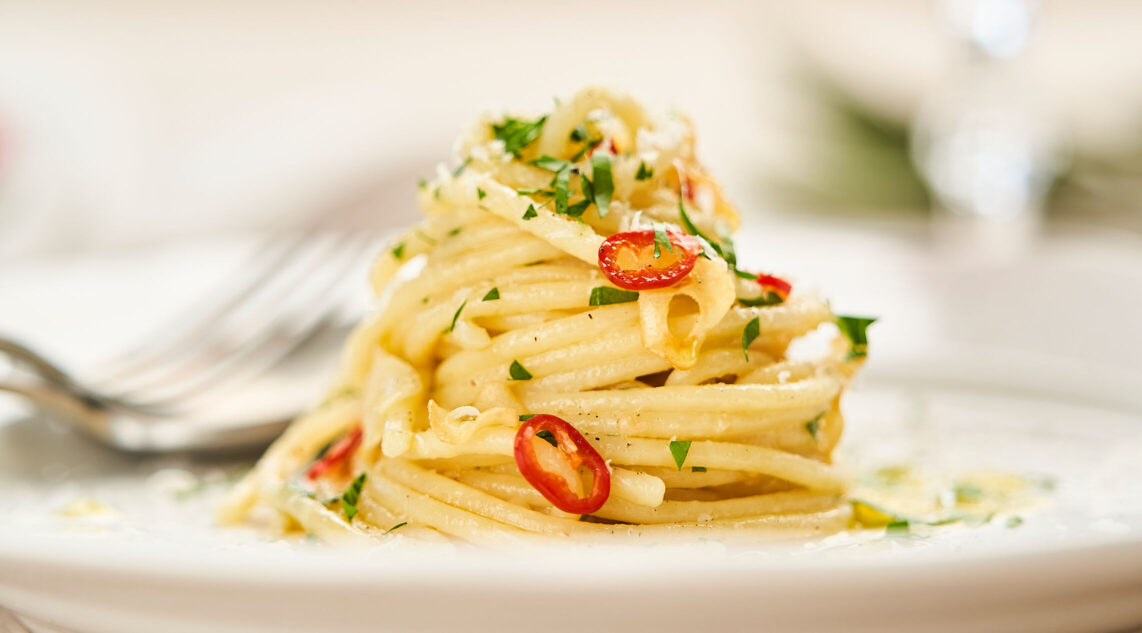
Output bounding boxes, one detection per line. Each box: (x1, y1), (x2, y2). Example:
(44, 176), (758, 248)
(383, 521), (408, 535)
(531, 155), (572, 172)
(391, 242), (406, 260)
(482, 287), (500, 302)
(446, 300), (467, 333)
(339, 473), (367, 522)
(590, 153), (613, 217)
(589, 286), (639, 306)
(570, 124), (589, 143)
(417, 178), (428, 189)
(518, 414), (536, 422)
(522, 204), (538, 220)
(691, 466), (707, 473)
(635, 161), (654, 181)
(565, 199), (591, 218)
(448, 227), (462, 237)
(669, 440), (692, 470)
(653, 223), (674, 259)
(509, 360), (533, 381)
(433, 186), (441, 200)
(886, 520), (911, 534)
(737, 293), (784, 307)
(836, 315), (877, 359)
(806, 414), (823, 441)
(492, 115), (548, 157)
(536, 429), (558, 447)
(678, 197), (723, 262)
(452, 157), (472, 177)
(741, 316), (761, 361)
(476, 187), (486, 200)
(733, 269), (759, 281)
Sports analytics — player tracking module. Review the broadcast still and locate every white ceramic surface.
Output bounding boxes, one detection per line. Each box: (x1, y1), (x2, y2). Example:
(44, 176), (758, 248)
(1, 222), (1141, 633)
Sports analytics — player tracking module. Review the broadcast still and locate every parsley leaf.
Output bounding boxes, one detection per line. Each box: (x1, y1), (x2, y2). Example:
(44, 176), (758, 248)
(482, 287), (500, 301)
(590, 153), (613, 217)
(715, 224), (737, 268)
(733, 269), (759, 281)
(417, 178), (427, 189)
(477, 187), (486, 200)
(530, 155), (572, 172)
(806, 414), (823, 441)
(492, 115), (547, 157)
(452, 157), (471, 177)
(836, 315), (877, 359)
(570, 124), (589, 142)
(448, 227), (462, 237)
(383, 521), (408, 535)
(518, 414), (536, 422)
(691, 466), (707, 473)
(536, 430), (558, 447)
(678, 197), (724, 261)
(553, 165), (571, 215)
(509, 360), (533, 381)
(635, 161), (654, 181)
(737, 293), (784, 307)
(339, 473), (367, 522)
(391, 242), (405, 260)
(741, 316), (761, 361)
(669, 440), (692, 470)
(522, 204), (538, 220)
(653, 223), (674, 259)
(446, 300), (467, 333)
(589, 286), (639, 306)
(565, 199), (591, 218)
(886, 520), (911, 534)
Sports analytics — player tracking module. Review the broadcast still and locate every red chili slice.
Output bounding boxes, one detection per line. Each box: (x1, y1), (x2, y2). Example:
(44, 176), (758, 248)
(513, 414), (611, 514)
(597, 229), (701, 290)
(755, 274), (792, 300)
(306, 426), (363, 480)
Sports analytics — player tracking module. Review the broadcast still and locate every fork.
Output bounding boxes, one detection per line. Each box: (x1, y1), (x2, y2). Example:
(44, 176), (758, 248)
(0, 229), (384, 453)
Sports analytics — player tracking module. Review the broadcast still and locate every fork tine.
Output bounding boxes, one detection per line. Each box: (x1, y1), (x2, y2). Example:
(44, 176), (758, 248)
(106, 231), (381, 408)
(92, 231), (352, 391)
(94, 230), (318, 381)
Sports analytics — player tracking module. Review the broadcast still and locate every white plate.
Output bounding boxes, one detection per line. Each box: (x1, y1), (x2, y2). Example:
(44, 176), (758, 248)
(1, 223), (1141, 633)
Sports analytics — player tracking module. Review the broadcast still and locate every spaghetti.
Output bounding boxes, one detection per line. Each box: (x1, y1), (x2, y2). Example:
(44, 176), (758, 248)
(220, 87), (872, 545)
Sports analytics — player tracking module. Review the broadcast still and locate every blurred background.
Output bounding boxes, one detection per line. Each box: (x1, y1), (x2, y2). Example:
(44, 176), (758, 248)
(1, 0), (1141, 381)
(4, 0), (1142, 260)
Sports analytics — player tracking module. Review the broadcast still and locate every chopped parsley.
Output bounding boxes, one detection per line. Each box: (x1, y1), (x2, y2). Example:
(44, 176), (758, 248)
(536, 430), (558, 447)
(433, 185), (441, 200)
(476, 187), (486, 200)
(518, 414), (536, 422)
(482, 287), (500, 301)
(885, 520), (911, 534)
(737, 293), (784, 307)
(669, 440), (692, 470)
(741, 316), (761, 361)
(691, 466), (707, 473)
(806, 414), (822, 441)
(339, 473), (367, 522)
(589, 286), (639, 306)
(492, 115), (547, 157)
(635, 161), (654, 181)
(836, 315), (877, 359)
(446, 300), (467, 333)
(530, 155), (572, 172)
(448, 227), (462, 237)
(570, 123), (589, 142)
(653, 223), (674, 259)
(417, 178), (427, 189)
(509, 360), (533, 381)
(452, 157), (472, 177)
(590, 153), (613, 217)
(522, 204), (538, 220)
(383, 521), (408, 535)
(391, 242), (406, 260)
